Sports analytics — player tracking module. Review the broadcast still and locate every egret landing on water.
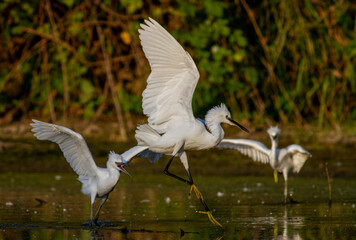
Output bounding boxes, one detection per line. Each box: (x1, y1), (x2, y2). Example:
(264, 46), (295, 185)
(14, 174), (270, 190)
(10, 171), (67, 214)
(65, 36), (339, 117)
(120, 18), (249, 227)
(30, 120), (131, 226)
(218, 126), (311, 204)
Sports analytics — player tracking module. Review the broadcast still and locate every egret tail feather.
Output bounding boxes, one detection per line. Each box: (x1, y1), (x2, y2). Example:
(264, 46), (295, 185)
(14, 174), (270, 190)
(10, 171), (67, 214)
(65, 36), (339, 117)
(135, 124), (160, 146)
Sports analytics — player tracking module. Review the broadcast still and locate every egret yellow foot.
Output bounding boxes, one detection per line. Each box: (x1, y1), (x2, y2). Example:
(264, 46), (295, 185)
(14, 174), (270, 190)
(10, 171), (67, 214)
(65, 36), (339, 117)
(189, 184), (204, 201)
(274, 170), (279, 183)
(197, 210), (223, 227)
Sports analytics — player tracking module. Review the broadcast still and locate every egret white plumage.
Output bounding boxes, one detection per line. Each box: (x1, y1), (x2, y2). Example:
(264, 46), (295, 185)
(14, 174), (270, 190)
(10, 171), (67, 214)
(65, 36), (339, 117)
(218, 126), (311, 203)
(30, 119), (131, 226)
(121, 18), (249, 227)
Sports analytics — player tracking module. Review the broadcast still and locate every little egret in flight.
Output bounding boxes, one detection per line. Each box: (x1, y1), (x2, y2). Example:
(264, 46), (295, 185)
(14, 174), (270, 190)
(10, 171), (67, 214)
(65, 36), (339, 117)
(121, 18), (249, 227)
(30, 120), (131, 226)
(218, 126), (311, 203)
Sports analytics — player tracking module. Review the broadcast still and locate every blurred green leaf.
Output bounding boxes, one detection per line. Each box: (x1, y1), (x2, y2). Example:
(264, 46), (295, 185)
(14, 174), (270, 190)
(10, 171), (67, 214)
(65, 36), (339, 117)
(11, 26), (22, 35)
(80, 80), (94, 104)
(203, 0), (226, 18)
(243, 68), (258, 85)
(178, 0), (196, 17)
(233, 49), (246, 63)
(121, 0), (142, 14)
(21, 2), (34, 15)
(230, 30), (247, 47)
(83, 101), (95, 119)
(59, 0), (75, 8)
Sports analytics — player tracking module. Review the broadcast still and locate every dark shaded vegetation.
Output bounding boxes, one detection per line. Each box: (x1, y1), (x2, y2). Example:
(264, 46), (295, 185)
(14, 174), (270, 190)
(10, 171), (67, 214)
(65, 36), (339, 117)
(1, 0), (355, 140)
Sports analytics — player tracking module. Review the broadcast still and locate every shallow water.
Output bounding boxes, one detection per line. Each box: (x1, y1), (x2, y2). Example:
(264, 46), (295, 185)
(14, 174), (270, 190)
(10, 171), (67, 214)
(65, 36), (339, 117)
(0, 135), (355, 239)
(0, 172), (355, 239)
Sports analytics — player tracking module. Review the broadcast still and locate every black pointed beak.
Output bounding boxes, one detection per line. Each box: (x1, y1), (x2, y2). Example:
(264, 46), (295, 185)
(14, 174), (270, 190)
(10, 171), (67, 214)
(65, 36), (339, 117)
(228, 118), (249, 133)
(117, 163), (132, 178)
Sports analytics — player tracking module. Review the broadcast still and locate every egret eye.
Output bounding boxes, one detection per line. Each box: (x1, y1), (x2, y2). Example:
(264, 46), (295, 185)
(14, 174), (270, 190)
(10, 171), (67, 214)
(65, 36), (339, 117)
(225, 115), (229, 119)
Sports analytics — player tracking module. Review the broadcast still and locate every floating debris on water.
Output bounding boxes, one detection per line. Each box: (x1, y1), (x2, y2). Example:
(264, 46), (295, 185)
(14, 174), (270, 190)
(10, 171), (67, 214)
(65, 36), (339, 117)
(217, 192), (224, 197)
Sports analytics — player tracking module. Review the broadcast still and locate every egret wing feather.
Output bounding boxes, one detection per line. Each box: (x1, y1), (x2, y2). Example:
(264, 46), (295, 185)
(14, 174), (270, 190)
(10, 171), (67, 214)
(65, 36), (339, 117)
(139, 17), (199, 133)
(279, 144), (311, 173)
(30, 119), (98, 177)
(218, 139), (271, 164)
(121, 145), (149, 163)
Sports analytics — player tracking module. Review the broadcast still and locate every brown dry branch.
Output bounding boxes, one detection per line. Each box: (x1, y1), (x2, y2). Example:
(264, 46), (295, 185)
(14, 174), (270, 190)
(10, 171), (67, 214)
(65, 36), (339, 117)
(93, 12), (128, 141)
(45, 0), (69, 120)
(324, 162), (332, 206)
(0, 38), (48, 93)
(99, 4), (143, 21)
(43, 49), (57, 122)
(90, 77), (109, 124)
(20, 28), (89, 66)
(240, 0), (304, 126)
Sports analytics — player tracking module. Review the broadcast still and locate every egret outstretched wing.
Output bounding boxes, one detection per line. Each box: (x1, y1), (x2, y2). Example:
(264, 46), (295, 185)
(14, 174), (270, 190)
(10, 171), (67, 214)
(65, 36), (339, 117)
(139, 18), (200, 133)
(121, 145), (149, 163)
(218, 139), (270, 164)
(31, 119), (98, 177)
(279, 144), (311, 173)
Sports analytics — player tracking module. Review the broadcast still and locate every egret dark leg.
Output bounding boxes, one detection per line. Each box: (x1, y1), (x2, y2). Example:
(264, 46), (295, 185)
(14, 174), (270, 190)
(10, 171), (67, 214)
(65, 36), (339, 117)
(94, 195), (108, 222)
(90, 204), (94, 221)
(283, 172), (288, 205)
(89, 203), (100, 228)
(163, 155), (222, 227)
(164, 155), (193, 185)
(284, 180), (288, 204)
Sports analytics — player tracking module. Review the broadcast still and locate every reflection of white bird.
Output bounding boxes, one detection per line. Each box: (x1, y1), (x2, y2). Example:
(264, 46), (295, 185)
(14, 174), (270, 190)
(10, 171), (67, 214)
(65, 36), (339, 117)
(121, 18), (248, 227)
(218, 126), (311, 203)
(30, 120), (131, 226)
(273, 207), (303, 240)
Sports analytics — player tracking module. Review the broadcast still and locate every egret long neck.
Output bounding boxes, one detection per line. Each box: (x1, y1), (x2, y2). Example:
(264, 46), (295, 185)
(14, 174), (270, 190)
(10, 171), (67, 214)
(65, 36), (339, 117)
(205, 117), (224, 145)
(270, 138), (278, 168)
(106, 162), (120, 180)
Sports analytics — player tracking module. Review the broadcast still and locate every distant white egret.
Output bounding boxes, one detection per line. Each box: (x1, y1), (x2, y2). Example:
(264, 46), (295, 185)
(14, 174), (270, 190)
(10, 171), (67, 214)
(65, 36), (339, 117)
(121, 18), (249, 227)
(218, 126), (311, 203)
(30, 119), (131, 226)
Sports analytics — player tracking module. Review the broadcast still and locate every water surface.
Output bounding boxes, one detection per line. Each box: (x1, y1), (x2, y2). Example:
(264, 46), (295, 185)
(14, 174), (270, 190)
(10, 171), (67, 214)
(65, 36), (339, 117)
(0, 137), (355, 239)
(0, 173), (355, 239)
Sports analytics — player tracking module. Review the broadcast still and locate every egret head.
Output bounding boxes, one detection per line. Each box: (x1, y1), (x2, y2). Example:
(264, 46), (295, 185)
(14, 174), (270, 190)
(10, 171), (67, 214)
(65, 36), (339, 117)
(267, 126), (280, 140)
(108, 151), (131, 177)
(205, 104), (249, 133)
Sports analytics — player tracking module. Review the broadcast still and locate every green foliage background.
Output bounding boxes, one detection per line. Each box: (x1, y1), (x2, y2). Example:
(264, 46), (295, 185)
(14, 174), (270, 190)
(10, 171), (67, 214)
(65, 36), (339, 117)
(0, 0), (355, 132)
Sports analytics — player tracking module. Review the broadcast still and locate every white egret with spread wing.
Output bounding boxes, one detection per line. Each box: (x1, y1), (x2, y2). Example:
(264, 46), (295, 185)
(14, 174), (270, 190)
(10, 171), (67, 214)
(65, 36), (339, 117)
(30, 119), (131, 226)
(218, 126), (311, 203)
(121, 18), (249, 227)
